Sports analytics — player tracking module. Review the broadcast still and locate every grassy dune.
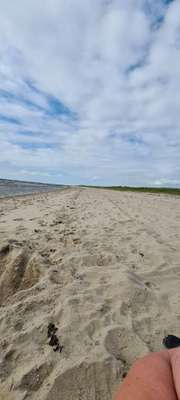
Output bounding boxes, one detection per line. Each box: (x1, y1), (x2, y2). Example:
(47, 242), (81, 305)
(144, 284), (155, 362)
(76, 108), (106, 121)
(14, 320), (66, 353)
(81, 186), (180, 196)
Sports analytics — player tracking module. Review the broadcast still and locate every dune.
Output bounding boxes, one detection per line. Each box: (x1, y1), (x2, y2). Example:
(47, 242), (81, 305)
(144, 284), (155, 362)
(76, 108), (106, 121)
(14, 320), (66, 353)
(0, 188), (180, 399)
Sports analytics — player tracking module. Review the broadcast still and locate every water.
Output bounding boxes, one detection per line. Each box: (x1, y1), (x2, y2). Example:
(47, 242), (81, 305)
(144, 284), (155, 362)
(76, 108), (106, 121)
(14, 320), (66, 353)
(0, 179), (66, 198)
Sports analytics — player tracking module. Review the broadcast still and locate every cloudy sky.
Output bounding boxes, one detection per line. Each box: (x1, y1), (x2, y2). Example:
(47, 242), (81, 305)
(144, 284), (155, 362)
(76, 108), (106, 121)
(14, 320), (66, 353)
(0, 0), (179, 186)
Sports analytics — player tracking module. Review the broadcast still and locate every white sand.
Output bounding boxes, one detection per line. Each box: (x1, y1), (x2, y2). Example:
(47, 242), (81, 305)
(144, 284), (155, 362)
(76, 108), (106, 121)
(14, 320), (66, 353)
(0, 187), (180, 399)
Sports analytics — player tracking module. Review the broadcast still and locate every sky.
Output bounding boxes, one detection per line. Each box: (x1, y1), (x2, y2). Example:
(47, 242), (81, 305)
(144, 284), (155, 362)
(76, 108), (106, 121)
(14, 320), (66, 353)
(0, 0), (180, 187)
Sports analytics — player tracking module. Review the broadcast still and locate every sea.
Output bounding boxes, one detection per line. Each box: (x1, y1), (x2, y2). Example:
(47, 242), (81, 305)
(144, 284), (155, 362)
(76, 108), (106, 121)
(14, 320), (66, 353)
(0, 179), (66, 198)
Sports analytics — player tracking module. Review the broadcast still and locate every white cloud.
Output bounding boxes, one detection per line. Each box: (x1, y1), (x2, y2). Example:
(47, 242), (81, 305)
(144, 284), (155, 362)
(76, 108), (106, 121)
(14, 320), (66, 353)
(0, 0), (179, 186)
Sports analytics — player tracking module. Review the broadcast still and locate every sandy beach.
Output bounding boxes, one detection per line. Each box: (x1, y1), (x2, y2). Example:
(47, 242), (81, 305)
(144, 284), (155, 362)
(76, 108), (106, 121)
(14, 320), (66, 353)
(0, 187), (180, 400)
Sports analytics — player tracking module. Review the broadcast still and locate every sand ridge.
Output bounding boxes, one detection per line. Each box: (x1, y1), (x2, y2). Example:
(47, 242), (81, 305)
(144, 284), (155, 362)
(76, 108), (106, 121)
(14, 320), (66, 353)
(0, 188), (180, 399)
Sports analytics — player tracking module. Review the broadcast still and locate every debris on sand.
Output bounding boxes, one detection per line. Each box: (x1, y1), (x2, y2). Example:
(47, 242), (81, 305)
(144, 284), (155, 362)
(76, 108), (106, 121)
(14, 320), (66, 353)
(47, 323), (64, 353)
(163, 335), (180, 349)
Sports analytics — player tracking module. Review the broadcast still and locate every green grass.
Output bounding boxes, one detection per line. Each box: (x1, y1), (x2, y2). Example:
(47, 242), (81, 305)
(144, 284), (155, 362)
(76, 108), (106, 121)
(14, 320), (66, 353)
(81, 185), (180, 196)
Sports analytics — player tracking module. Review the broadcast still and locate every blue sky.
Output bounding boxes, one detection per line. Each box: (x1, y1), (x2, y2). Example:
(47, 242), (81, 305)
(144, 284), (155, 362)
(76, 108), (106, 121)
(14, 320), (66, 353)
(0, 0), (180, 186)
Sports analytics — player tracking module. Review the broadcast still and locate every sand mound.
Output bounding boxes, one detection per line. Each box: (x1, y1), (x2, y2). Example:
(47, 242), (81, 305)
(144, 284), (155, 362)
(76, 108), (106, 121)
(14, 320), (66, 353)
(0, 244), (45, 305)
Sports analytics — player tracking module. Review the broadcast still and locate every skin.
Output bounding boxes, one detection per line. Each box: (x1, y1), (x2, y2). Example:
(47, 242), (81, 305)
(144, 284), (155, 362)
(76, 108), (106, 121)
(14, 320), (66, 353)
(115, 348), (180, 400)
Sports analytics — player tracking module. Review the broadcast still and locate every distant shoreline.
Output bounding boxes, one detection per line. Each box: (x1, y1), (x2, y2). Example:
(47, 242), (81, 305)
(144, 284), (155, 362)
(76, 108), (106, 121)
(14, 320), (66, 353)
(0, 179), (68, 199)
(0, 187), (70, 201)
(1, 178), (179, 198)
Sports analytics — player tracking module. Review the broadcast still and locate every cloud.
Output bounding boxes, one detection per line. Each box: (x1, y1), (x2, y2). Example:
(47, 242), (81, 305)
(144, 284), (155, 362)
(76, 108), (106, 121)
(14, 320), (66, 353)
(0, 0), (179, 186)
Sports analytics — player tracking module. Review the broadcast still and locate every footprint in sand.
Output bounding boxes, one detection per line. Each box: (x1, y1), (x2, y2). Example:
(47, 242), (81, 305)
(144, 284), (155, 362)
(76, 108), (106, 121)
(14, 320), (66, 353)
(18, 362), (54, 392)
(104, 327), (149, 366)
(72, 238), (81, 245)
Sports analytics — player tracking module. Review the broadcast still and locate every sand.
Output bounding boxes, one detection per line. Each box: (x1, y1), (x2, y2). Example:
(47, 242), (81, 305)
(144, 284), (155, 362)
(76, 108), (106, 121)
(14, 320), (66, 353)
(0, 187), (180, 399)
